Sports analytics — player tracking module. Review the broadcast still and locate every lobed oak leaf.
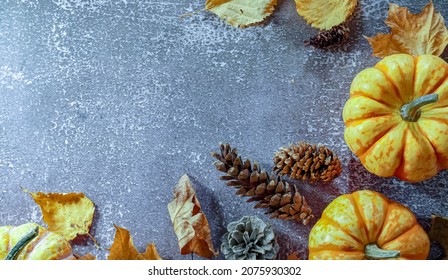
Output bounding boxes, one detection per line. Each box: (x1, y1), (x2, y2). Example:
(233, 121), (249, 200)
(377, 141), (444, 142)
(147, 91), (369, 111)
(108, 225), (162, 260)
(205, 0), (277, 28)
(26, 191), (96, 242)
(428, 214), (448, 260)
(167, 174), (218, 258)
(366, 1), (448, 58)
(295, 0), (358, 30)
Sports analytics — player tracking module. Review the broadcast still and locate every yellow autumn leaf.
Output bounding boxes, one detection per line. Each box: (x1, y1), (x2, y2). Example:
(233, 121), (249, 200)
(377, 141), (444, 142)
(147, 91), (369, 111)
(295, 0), (358, 30)
(27, 191), (95, 242)
(366, 1), (448, 58)
(205, 0), (277, 28)
(167, 174), (218, 258)
(108, 225), (162, 260)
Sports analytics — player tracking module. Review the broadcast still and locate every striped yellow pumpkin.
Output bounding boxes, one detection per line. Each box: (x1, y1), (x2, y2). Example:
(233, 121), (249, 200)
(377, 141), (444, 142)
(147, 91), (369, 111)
(308, 190), (430, 260)
(0, 223), (75, 260)
(343, 54), (448, 182)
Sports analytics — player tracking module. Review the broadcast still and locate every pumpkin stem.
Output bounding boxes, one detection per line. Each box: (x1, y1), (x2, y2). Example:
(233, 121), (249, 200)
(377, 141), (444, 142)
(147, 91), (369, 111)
(364, 243), (400, 259)
(400, 93), (438, 122)
(5, 226), (39, 260)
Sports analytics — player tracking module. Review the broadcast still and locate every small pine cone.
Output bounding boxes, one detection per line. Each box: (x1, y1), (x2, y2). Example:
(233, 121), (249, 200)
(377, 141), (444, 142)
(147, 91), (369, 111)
(211, 143), (314, 225)
(221, 216), (280, 260)
(273, 142), (342, 183)
(305, 24), (350, 49)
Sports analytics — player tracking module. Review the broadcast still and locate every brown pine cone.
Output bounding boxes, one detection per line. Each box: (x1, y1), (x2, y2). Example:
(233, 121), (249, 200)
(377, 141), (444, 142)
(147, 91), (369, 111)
(211, 143), (314, 225)
(305, 24), (350, 49)
(273, 142), (342, 183)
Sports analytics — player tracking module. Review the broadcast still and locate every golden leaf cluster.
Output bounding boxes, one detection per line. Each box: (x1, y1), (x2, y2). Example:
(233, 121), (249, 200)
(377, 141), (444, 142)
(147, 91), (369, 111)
(6, 174), (219, 260)
(203, 0), (448, 57)
(204, 0), (357, 30)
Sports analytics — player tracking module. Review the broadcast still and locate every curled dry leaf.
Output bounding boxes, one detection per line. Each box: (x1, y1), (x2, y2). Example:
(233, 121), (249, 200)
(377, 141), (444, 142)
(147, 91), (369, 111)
(295, 0), (358, 30)
(428, 214), (448, 260)
(26, 191), (95, 242)
(167, 174), (218, 258)
(366, 1), (448, 58)
(108, 225), (162, 260)
(205, 0), (277, 28)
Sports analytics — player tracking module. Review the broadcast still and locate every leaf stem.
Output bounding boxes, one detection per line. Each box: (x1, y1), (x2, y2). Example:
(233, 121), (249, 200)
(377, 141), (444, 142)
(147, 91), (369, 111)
(180, 8), (206, 19)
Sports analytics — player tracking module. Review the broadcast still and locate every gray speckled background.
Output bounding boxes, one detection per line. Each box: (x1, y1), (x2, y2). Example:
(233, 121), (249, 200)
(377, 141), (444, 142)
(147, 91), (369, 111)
(0, 0), (447, 260)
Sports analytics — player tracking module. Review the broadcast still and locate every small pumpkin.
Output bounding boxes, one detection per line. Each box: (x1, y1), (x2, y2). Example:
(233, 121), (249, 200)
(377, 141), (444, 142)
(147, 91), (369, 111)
(343, 54), (448, 182)
(0, 223), (75, 260)
(308, 190), (430, 260)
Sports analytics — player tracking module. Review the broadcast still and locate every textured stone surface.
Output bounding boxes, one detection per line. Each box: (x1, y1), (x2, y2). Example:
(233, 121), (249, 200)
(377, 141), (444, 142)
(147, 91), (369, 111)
(0, 0), (447, 260)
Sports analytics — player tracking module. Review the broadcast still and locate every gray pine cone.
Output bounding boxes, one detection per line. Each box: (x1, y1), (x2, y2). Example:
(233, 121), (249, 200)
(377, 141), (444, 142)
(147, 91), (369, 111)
(221, 216), (280, 260)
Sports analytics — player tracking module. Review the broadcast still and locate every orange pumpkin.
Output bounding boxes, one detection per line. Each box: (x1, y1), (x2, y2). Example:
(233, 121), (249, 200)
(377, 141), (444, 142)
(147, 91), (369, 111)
(343, 54), (448, 182)
(0, 223), (75, 260)
(308, 190), (430, 260)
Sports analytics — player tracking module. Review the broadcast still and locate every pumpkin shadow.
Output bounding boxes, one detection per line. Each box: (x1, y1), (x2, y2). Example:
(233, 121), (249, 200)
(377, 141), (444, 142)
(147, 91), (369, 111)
(275, 177), (342, 235)
(274, 229), (310, 260)
(347, 157), (388, 193)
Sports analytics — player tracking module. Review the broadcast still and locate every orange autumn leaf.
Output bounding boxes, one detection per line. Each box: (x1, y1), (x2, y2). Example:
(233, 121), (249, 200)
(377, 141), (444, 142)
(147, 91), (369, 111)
(108, 225), (162, 260)
(74, 253), (97, 260)
(136, 244), (163, 260)
(26, 191), (95, 242)
(287, 252), (302, 260)
(366, 1), (448, 58)
(167, 174), (218, 259)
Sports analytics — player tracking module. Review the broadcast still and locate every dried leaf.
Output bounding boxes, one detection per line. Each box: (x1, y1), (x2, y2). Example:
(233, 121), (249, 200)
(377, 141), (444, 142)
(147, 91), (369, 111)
(295, 0), (358, 30)
(205, 0), (277, 28)
(136, 244), (163, 260)
(287, 252), (302, 260)
(366, 1), (448, 58)
(108, 225), (162, 260)
(428, 214), (448, 260)
(167, 174), (218, 258)
(74, 253), (97, 260)
(27, 191), (95, 242)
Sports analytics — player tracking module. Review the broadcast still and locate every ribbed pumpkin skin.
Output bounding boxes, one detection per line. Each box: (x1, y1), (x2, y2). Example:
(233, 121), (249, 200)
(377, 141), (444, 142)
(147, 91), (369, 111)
(0, 223), (75, 260)
(343, 54), (448, 182)
(308, 190), (429, 260)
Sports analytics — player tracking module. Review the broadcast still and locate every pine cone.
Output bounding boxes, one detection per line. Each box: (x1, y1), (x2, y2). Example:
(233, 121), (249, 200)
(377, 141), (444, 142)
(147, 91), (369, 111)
(221, 215), (280, 260)
(273, 142), (342, 183)
(211, 143), (314, 225)
(305, 24), (350, 49)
